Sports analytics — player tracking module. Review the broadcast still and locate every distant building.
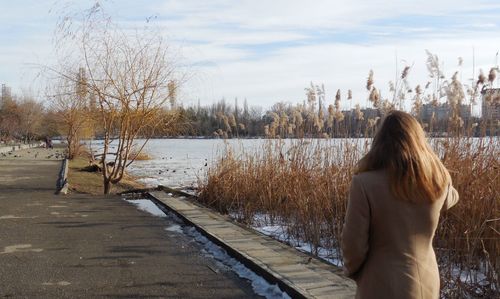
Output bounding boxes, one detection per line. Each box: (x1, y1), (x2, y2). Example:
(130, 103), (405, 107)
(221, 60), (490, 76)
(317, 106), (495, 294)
(420, 102), (471, 123)
(342, 107), (379, 121)
(361, 107), (379, 119)
(421, 103), (448, 122)
(1, 84), (12, 108)
(481, 88), (500, 121)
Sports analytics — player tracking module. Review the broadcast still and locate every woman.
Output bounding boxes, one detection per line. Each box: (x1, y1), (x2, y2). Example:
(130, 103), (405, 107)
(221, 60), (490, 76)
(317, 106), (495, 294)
(341, 111), (459, 299)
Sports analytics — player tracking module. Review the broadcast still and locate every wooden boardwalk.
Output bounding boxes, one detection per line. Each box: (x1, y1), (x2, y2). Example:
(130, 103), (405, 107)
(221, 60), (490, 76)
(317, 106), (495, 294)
(148, 191), (356, 299)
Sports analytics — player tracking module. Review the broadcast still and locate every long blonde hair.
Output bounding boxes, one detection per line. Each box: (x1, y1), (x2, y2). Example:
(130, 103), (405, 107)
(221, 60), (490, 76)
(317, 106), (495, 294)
(356, 110), (449, 203)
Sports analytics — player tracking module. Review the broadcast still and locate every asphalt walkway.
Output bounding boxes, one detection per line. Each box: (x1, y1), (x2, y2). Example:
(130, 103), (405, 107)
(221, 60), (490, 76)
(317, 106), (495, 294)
(0, 148), (260, 298)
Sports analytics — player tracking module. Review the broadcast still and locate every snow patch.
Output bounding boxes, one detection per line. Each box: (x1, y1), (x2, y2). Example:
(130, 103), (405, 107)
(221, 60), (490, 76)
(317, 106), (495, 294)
(184, 226), (291, 299)
(250, 213), (343, 267)
(128, 199), (166, 217)
(165, 224), (183, 233)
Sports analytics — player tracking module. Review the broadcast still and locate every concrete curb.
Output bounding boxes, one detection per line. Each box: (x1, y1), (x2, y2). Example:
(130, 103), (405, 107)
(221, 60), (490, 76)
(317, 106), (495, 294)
(57, 158), (69, 194)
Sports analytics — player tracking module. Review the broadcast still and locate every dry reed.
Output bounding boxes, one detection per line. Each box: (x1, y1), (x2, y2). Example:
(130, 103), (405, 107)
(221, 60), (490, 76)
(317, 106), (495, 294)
(128, 150), (152, 161)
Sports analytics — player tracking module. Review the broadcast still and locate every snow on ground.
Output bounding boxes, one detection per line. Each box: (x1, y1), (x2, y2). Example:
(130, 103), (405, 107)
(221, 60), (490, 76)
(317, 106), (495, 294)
(452, 266), (489, 286)
(247, 213), (343, 267)
(128, 199), (166, 217)
(446, 263), (496, 297)
(184, 227), (291, 299)
(126, 199), (291, 299)
(164, 223), (183, 233)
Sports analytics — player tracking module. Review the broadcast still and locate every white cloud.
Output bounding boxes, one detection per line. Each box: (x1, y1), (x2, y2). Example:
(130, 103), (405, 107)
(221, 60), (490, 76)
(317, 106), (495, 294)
(1, 0), (500, 109)
(151, 0), (500, 107)
(155, 0), (500, 31)
(183, 33), (500, 108)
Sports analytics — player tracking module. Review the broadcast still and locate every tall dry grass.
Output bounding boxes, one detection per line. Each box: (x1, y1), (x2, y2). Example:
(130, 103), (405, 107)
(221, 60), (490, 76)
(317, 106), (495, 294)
(434, 137), (499, 297)
(199, 139), (364, 253)
(198, 137), (499, 298)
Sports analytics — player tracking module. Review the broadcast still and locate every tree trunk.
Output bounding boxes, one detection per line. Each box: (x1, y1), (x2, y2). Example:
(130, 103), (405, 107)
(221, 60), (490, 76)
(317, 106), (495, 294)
(103, 177), (111, 194)
(67, 139), (74, 160)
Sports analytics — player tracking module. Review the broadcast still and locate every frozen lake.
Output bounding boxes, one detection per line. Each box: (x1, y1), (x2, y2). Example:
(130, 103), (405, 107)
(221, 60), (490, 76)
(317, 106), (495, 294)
(85, 138), (368, 189)
(85, 139), (277, 189)
(86, 137), (497, 190)
(128, 139), (265, 189)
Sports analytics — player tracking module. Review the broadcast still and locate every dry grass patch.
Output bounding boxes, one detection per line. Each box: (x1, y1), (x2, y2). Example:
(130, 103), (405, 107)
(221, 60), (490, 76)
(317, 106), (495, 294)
(68, 155), (144, 195)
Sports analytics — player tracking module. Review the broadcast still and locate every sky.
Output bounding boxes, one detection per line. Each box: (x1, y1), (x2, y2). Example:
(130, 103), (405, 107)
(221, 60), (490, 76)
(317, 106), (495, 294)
(1, 0), (500, 110)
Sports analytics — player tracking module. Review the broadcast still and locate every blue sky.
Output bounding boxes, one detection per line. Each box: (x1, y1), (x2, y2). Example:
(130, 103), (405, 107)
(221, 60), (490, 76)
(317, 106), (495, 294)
(1, 0), (500, 109)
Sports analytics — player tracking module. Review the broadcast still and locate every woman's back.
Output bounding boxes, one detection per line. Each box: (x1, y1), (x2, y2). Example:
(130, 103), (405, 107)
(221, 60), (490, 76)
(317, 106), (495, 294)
(342, 170), (458, 299)
(361, 170), (441, 254)
(342, 111), (459, 298)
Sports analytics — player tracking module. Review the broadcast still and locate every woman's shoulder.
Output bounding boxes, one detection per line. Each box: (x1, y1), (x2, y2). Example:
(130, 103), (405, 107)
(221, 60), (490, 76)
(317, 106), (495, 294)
(354, 169), (387, 183)
(350, 170), (391, 206)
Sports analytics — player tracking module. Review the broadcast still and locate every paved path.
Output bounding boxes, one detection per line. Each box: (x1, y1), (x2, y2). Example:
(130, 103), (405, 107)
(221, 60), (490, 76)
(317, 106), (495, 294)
(149, 191), (357, 299)
(0, 148), (260, 298)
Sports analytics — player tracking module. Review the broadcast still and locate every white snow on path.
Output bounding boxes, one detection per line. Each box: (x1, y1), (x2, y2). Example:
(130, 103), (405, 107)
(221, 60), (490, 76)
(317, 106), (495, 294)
(128, 199), (167, 217)
(165, 223), (183, 233)
(126, 199), (291, 299)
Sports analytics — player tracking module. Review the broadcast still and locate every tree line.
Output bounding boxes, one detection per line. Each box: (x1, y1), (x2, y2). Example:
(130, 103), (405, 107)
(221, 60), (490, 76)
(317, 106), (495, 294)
(2, 51), (498, 152)
(0, 87), (58, 143)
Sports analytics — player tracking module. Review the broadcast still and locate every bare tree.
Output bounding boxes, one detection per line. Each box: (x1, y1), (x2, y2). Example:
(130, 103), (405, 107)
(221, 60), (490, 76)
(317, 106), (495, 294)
(48, 74), (92, 159)
(17, 97), (45, 143)
(52, 4), (182, 193)
(0, 96), (21, 141)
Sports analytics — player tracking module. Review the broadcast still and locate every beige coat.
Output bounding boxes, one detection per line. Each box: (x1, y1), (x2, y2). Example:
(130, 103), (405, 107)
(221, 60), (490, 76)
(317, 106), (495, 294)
(341, 170), (459, 299)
